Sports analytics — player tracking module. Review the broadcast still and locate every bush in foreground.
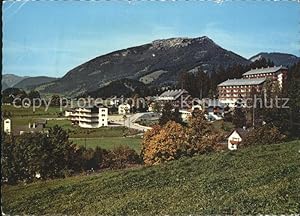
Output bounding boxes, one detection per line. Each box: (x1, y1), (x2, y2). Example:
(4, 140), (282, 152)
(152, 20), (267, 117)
(242, 125), (286, 146)
(1, 126), (140, 184)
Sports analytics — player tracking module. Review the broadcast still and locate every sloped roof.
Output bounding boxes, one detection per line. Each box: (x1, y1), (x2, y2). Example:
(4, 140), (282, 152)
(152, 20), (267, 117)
(157, 89), (188, 100)
(242, 65), (287, 76)
(218, 78), (266, 87)
(228, 128), (251, 139)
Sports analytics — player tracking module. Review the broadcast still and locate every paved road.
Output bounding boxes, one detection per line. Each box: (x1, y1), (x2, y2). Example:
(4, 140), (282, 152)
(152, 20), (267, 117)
(124, 113), (152, 132)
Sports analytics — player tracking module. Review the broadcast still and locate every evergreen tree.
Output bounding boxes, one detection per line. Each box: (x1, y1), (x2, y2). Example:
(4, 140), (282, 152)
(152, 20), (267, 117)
(232, 107), (247, 128)
(159, 102), (183, 126)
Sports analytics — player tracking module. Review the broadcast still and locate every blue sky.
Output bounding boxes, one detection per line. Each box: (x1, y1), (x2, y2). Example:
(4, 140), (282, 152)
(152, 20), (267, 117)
(3, 1), (299, 78)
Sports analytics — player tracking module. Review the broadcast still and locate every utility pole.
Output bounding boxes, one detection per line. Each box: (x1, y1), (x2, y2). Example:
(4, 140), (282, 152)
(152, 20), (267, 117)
(200, 77), (203, 99)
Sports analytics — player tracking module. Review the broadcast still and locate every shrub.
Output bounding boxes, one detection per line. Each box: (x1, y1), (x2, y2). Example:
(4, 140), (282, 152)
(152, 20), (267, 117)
(242, 125), (286, 146)
(104, 146), (141, 169)
(141, 121), (188, 165)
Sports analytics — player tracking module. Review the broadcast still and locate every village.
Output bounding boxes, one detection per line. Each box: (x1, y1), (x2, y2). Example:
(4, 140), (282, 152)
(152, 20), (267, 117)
(2, 1), (300, 213)
(3, 65), (289, 152)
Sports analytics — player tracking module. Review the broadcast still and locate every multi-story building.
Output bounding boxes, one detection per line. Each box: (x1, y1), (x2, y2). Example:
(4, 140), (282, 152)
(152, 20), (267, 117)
(242, 65), (287, 88)
(218, 66), (288, 107)
(70, 106), (108, 128)
(218, 78), (266, 107)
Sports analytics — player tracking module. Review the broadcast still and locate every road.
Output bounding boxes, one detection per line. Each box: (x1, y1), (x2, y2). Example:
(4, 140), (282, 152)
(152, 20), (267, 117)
(124, 113), (152, 132)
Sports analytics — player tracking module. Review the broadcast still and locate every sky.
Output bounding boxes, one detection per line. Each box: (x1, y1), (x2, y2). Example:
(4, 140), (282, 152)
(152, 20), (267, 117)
(2, 1), (300, 78)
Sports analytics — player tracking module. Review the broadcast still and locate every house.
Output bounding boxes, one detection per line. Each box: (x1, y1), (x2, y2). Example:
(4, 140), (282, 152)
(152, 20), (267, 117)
(70, 105), (108, 128)
(227, 128), (249, 150)
(65, 108), (74, 117)
(157, 89), (189, 101)
(179, 110), (192, 122)
(191, 99), (224, 121)
(3, 119), (11, 134)
(191, 104), (203, 112)
(156, 89), (190, 108)
(118, 104), (131, 115)
(206, 100), (225, 121)
(12, 120), (48, 135)
(108, 96), (121, 106)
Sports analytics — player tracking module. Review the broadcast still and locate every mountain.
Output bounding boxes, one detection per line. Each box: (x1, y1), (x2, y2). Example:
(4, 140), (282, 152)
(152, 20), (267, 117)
(2, 82), (9, 91)
(249, 52), (300, 67)
(86, 78), (149, 98)
(42, 36), (250, 96)
(13, 76), (58, 90)
(2, 74), (29, 89)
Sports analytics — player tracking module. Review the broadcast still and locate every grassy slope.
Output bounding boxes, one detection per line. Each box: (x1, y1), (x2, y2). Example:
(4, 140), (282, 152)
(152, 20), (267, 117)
(70, 137), (142, 152)
(3, 141), (300, 215)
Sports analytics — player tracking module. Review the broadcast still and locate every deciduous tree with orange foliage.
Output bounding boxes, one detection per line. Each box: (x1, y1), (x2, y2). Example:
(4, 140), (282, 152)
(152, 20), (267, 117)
(141, 121), (187, 165)
(141, 110), (221, 165)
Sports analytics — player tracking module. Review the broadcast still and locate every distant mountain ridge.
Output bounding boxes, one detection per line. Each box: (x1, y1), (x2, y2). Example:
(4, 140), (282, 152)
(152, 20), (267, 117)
(13, 76), (58, 90)
(2, 74), (29, 90)
(249, 52), (300, 67)
(2, 74), (57, 91)
(41, 36), (250, 96)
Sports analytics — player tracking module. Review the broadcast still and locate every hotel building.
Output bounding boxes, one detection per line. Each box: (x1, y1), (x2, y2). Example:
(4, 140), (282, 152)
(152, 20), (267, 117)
(218, 66), (287, 107)
(242, 65), (287, 88)
(70, 106), (108, 128)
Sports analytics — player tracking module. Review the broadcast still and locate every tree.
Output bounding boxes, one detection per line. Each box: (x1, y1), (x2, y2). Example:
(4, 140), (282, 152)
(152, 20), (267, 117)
(141, 122), (187, 165)
(105, 146), (141, 169)
(286, 61), (300, 136)
(1, 134), (18, 184)
(151, 101), (162, 113)
(2, 88), (27, 104)
(50, 95), (61, 106)
(242, 125), (285, 146)
(232, 107), (247, 128)
(186, 110), (217, 155)
(159, 102), (183, 126)
(28, 90), (41, 102)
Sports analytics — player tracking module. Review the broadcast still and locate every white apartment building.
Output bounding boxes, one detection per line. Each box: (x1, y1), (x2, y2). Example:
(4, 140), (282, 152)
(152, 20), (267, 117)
(71, 106), (108, 128)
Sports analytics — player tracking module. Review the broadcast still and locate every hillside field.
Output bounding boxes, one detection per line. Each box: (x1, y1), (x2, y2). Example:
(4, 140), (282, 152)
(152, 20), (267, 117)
(2, 140), (300, 215)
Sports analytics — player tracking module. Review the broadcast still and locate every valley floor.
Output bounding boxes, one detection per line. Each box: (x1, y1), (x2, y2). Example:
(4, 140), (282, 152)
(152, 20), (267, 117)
(2, 140), (300, 215)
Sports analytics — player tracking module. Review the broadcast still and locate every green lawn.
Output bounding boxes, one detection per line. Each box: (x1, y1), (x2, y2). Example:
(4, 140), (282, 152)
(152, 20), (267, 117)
(70, 137), (142, 152)
(3, 105), (62, 118)
(2, 105), (63, 127)
(46, 120), (142, 151)
(2, 140), (300, 215)
(46, 120), (74, 130)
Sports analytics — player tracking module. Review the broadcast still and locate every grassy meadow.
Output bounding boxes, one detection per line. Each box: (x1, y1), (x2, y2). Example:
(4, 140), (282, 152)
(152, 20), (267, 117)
(2, 140), (300, 215)
(2, 105), (63, 127)
(70, 137), (142, 152)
